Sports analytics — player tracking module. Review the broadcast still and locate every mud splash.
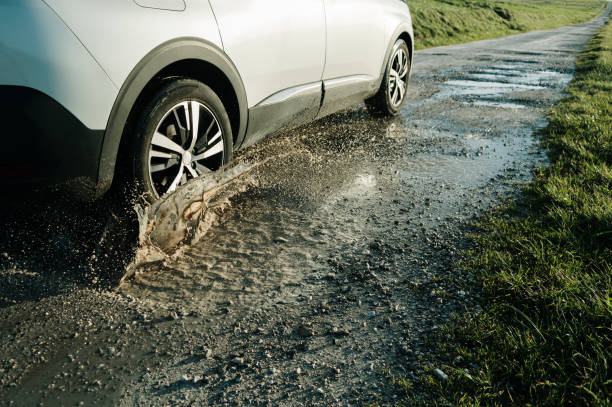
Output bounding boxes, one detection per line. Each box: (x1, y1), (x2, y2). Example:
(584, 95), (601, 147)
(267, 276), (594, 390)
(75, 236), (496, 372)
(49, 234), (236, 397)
(122, 162), (257, 283)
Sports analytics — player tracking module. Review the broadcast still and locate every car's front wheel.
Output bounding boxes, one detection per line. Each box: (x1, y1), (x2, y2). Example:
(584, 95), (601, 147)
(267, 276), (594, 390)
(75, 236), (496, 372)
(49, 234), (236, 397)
(366, 39), (411, 117)
(126, 79), (233, 200)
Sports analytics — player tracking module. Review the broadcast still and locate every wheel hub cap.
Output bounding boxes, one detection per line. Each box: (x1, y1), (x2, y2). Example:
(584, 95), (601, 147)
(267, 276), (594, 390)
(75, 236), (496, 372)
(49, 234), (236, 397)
(182, 151), (192, 165)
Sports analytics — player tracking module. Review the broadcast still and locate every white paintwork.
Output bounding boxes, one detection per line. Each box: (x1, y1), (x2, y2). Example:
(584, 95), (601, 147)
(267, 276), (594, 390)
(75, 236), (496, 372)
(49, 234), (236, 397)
(0, 0), (412, 133)
(42, 0), (223, 89)
(134, 0), (186, 11)
(209, 0), (327, 107)
(323, 0), (386, 81)
(0, 0), (117, 129)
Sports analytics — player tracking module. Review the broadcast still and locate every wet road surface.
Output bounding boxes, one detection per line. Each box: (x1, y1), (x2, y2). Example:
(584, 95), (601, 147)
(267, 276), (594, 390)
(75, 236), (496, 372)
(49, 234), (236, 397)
(1, 8), (610, 406)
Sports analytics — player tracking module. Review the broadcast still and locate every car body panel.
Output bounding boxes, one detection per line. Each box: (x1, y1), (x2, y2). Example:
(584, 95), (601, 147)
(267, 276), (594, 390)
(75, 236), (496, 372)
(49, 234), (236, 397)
(0, 0), (118, 130)
(208, 0), (327, 107)
(322, 0), (387, 81)
(42, 0), (223, 92)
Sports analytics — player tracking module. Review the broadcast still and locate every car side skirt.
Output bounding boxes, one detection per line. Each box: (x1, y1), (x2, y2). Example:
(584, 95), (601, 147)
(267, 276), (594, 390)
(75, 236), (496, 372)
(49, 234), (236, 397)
(242, 83), (323, 148)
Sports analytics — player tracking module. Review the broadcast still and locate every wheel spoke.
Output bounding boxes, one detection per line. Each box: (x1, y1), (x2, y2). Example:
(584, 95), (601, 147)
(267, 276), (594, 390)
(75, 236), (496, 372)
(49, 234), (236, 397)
(193, 138), (223, 161)
(151, 159), (179, 173)
(399, 51), (409, 77)
(194, 118), (216, 151)
(188, 101), (200, 151)
(149, 150), (174, 159)
(208, 130), (222, 146)
(167, 165), (185, 193)
(186, 164), (198, 178)
(152, 132), (185, 154)
(172, 108), (187, 146)
(182, 102), (190, 131)
(398, 79), (405, 100)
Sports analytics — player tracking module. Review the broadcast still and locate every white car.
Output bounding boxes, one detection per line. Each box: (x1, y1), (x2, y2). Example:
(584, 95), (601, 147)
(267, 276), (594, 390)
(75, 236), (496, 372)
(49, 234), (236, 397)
(0, 0), (413, 199)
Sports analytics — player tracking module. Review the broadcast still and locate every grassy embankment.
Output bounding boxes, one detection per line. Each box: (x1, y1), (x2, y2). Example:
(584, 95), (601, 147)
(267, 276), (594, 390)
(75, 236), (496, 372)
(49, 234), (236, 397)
(408, 0), (607, 49)
(405, 15), (612, 407)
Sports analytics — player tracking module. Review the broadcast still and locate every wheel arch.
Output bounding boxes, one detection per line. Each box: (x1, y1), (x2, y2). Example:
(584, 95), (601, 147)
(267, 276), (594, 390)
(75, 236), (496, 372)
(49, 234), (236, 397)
(398, 31), (414, 67)
(95, 37), (248, 198)
(375, 25), (414, 90)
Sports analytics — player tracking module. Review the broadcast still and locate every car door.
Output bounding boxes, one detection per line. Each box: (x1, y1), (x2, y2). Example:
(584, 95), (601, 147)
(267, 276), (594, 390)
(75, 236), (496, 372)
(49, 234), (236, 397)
(209, 0), (326, 145)
(209, 0), (326, 106)
(209, 0), (326, 146)
(318, 0), (387, 117)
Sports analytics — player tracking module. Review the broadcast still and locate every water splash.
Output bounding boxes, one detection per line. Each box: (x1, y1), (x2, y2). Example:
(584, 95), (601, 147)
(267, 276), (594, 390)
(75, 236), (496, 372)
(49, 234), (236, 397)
(121, 161), (257, 284)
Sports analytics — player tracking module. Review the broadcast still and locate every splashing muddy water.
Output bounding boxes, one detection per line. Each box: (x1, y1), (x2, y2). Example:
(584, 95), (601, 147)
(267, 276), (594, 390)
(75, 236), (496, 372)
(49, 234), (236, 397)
(125, 162), (258, 280)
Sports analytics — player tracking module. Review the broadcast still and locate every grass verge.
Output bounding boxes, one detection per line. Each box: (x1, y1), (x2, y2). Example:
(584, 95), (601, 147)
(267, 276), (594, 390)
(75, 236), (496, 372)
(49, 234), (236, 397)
(408, 0), (607, 49)
(404, 15), (611, 407)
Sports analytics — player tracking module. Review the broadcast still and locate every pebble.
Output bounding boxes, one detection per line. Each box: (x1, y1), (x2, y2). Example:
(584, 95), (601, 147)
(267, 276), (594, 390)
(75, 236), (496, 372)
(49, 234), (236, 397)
(433, 368), (449, 381)
(232, 357), (245, 366)
(297, 324), (313, 338)
(316, 388), (324, 395)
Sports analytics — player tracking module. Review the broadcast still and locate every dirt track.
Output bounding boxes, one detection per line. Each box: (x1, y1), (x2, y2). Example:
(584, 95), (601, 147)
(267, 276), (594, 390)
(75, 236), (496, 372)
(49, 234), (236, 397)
(1, 7), (610, 406)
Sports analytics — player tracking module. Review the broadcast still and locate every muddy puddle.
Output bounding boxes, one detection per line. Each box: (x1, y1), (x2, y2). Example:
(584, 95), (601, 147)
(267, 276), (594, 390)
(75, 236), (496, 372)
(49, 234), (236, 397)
(120, 56), (560, 315)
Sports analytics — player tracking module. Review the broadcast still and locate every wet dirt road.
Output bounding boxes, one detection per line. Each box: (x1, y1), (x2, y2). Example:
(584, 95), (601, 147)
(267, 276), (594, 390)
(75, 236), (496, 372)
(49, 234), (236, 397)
(1, 8), (610, 406)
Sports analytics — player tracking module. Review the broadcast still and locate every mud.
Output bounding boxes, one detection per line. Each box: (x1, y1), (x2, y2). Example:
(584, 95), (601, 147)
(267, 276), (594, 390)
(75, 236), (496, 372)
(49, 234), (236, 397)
(1, 7), (610, 406)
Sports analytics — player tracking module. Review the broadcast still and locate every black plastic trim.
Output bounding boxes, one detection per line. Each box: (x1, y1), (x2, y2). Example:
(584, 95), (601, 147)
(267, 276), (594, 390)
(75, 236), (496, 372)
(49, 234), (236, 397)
(243, 83), (322, 148)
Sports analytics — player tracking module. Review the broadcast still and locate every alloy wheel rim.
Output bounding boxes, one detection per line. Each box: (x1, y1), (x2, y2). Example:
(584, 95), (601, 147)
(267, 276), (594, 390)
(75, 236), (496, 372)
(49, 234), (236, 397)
(388, 47), (409, 107)
(148, 101), (224, 197)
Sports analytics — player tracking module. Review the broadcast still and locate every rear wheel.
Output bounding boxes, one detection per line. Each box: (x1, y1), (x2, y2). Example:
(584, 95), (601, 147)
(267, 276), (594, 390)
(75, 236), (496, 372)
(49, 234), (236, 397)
(366, 39), (411, 117)
(125, 79), (233, 200)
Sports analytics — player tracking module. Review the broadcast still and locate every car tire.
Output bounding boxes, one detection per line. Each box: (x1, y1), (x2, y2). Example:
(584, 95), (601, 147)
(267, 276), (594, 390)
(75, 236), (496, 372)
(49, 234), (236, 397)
(124, 78), (233, 201)
(366, 39), (411, 117)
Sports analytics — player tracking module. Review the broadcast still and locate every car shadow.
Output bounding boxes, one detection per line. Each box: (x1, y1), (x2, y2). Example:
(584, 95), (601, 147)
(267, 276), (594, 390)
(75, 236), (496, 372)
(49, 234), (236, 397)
(0, 186), (139, 308)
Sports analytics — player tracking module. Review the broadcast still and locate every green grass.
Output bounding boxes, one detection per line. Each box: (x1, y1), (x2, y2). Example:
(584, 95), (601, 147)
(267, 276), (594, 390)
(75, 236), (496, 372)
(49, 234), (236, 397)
(408, 0), (607, 49)
(402, 16), (612, 407)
